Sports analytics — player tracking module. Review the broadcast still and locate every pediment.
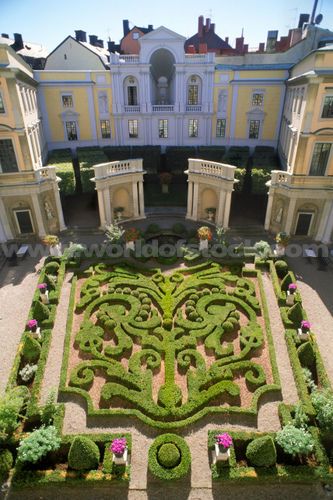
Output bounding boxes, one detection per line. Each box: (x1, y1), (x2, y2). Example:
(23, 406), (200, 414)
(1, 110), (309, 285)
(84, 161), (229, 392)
(140, 26), (186, 42)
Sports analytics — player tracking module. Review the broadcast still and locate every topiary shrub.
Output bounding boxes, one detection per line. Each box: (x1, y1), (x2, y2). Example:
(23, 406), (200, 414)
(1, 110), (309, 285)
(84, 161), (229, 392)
(33, 301), (50, 322)
(287, 302), (304, 325)
(44, 273), (57, 291)
(146, 224), (160, 234)
(172, 223), (186, 235)
(22, 335), (41, 362)
(246, 435), (277, 467)
(68, 436), (100, 471)
(44, 261), (60, 274)
(275, 260), (288, 278)
(280, 272), (293, 292)
(0, 449), (13, 477)
(311, 388), (333, 432)
(297, 341), (315, 369)
(148, 434), (191, 480)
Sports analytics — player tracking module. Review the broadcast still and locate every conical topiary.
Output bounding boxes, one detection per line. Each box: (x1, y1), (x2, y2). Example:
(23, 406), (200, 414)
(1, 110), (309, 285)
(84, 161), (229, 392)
(297, 341), (315, 369)
(280, 272), (293, 291)
(22, 335), (41, 362)
(33, 301), (50, 322)
(246, 435), (277, 467)
(68, 436), (100, 471)
(287, 302), (304, 325)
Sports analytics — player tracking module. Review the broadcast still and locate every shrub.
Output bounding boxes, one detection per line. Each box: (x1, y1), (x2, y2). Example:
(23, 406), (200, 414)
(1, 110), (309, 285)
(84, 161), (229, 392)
(0, 449), (13, 477)
(293, 402), (309, 429)
(17, 426), (61, 464)
(22, 335), (41, 363)
(275, 424), (314, 457)
(146, 224), (160, 234)
(68, 436), (100, 471)
(251, 168), (271, 194)
(40, 389), (58, 425)
(254, 240), (271, 260)
(246, 436), (277, 467)
(19, 363), (37, 382)
(311, 389), (333, 432)
(280, 272), (293, 292)
(33, 301), (50, 322)
(44, 261), (60, 274)
(0, 387), (29, 437)
(297, 342), (315, 369)
(148, 434), (191, 480)
(287, 302), (304, 324)
(275, 260), (288, 278)
(172, 223), (186, 235)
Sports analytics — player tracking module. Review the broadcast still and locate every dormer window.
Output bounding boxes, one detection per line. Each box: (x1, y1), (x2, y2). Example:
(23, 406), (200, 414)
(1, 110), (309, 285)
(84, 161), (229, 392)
(132, 32), (140, 40)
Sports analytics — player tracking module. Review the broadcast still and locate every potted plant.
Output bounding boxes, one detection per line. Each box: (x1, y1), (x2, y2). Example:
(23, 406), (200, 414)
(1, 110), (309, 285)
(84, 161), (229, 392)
(299, 320), (311, 340)
(114, 206), (125, 221)
(42, 235), (61, 257)
(197, 226), (212, 251)
(214, 433), (233, 463)
(124, 227), (142, 251)
(104, 223), (124, 244)
(27, 319), (41, 340)
(205, 207), (216, 222)
(37, 283), (49, 305)
(286, 283), (297, 306)
(159, 172), (172, 194)
(275, 232), (290, 257)
(110, 437), (128, 465)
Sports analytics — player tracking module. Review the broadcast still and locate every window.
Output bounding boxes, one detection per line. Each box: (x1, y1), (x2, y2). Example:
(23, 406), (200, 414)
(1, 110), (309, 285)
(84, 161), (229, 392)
(252, 93), (264, 107)
(65, 121), (78, 141)
(0, 139), (18, 172)
(309, 143), (331, 176)
(321, 96), (333, 118)
(188, 119), (198, 137)
(14, 209), (34, 234)
(62, 95), (73, 108)
(127, 86), (138, 106)
(132, 32), (140, 40)
(188, 85), (199, 105)
(298, 89), (304, 114)
(158, 119), (168, 138)
(249, 120), (260, 139)
(216, 119), (226, 138)
(0, 93), (5, 113)
(128, 119), (138, 138)
(100, 120), (111, 139)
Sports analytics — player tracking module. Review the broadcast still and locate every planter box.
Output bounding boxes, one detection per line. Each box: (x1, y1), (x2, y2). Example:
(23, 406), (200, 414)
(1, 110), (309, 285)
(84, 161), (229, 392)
(286, 291), (295, 306)
(199, 239), (209, 251)
(125, 241), (135, 252)
(112, 447), (128, 466)
(213, 443), (230, 464)
(40, 290), (49, 305)
(298, 328), (309, 341)
(30, 327), (41, 341)
(274, 244), (285, 257)
(50, 244), (62, 257)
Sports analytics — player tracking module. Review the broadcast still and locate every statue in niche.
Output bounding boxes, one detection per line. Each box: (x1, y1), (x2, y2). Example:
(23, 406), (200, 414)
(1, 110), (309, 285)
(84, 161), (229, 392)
(275, 205), (283, 224)
(44, 199), (55, 220)
(157, 76), (168, 105)
(98, 93), (108, 113)
(218, 91), (227, 113)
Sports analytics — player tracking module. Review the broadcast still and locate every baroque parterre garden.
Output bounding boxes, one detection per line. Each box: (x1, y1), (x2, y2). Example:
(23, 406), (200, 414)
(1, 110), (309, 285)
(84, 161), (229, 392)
(1, 228), (333, 492)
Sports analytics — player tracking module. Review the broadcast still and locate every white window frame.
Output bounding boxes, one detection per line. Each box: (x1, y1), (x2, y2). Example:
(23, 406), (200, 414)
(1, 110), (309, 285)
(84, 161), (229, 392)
(251, 92), (264, 107)
(0, 91), (6, 114)
(132, 32), (140, 40)
(320, 94), (333, 119)
(0, 137), (19, 173)
(248, 119), (260, 139)
(158, 119), (168, 138)
(61, 93), (74, 109)
(216, 118), (226, 138)
(128, 119), (138, 138)
(188, 118), (198, 138)
(308, 142), (332, 176)
(100, 119), (111, 139)
(14, 209), (35, 235)
(295, 211), (314, 236)
(65, 120), (78, 141)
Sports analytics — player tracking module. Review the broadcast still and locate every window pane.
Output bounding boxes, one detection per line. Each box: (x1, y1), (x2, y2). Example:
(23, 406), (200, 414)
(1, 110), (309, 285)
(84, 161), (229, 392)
(127, 86), (137, 106)
(66, 121), (77, 141)
(15, 210), (33, 234)
(159, 119), (168, 138)
(62, 95), (73, 107)
(188, 119), (198, 137)
(216, 119), (226, 137)
(309, 143), (331, 175)
(252, 93), (263, 106)
(0, 93), (5, 113)
(128, 120), (138, 138)
(100, 120), (111, 139)
(0, 139), (19, 172)
(188, 85), (198, 105)
(249, 120), (260, 139)
(322, 96), (333, 118)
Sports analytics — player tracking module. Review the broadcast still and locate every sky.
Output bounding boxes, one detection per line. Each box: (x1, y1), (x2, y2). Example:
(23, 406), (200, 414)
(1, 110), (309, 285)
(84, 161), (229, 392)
(2, 0), (333, 52)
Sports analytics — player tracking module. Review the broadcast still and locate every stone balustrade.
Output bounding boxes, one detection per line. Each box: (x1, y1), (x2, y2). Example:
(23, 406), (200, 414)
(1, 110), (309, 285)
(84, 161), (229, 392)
(93, 159), (143, 180)
(269, 170), (333, 189)
(187, 158), (236, 181)
(0, 166), (57, 186)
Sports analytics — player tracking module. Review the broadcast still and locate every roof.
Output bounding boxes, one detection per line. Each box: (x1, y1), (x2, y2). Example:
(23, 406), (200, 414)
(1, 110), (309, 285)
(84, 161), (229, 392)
(185, 31), (231, 51)
(0, 35), (48, 59)
(215, 63), (293, 71)
(79, 41), (109, 65)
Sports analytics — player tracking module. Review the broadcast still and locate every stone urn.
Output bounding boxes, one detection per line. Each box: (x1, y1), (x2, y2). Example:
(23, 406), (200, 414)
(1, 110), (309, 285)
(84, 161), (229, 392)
(214, 443), (230, 464)
(199, 239), (209, 251)
(50, 243), (62, 257)
(112, 447), (128, 466)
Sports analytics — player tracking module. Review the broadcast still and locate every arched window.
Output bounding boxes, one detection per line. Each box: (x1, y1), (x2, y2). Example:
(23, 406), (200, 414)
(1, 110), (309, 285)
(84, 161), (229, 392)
(187, 75), (202, 105)
(124, 76), (139, 106)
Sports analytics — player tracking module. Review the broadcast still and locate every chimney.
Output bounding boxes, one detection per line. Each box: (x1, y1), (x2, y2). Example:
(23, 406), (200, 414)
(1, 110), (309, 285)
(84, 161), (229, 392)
(97, 39), (104, 48)
(211, 23), (215, 33)
(89, 35), (98, 46)
(75, 30), (87, 42)
(148, 24), (153, 31)
(243, 44), (248, 53)
(235, 36), (244, 52)
(198, 15), (204, 37)
(1, 33), (9, 38)
(123, 19), (130, 37)
(108, 41), (116, 53)
(298, 13), (310, 29)
(199, 43), (207, 53)
(225, 37), (229, 45)
(205, 18), (211, 32)
(12, 33), (24, 51)
(259, 42), (265, 52)
(266, 30), (278, 52)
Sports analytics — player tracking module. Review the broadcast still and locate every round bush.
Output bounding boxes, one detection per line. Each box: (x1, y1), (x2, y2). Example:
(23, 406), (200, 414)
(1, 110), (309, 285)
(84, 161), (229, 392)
(0, 449), (13, 477)
(172, 223), (186, 235)
(275, 260), (288, 278)
(246, 436), (277, 467)
(189, 294), (199, 301)
(189, 311), (198, 321)
(142, 297), (151, 305)
(68, 436), (100, 471)
(44, 262), (60, 275)
(148, 434), (191, 480)
(146, 224), (160, 234)
(157, 443), (181, 468)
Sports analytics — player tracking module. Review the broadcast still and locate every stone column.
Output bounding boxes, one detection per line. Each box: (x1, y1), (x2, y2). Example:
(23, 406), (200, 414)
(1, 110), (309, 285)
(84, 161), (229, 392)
(132, 181), (139, 218)
(216, 189), (225, 226)
(186, 180), (193, 218)
(52, 182), (66, 231)
(138, 180), (145, 218)
(315, 199), (332, 242)
(223, 190), (232, 229)
(192, 182), (199, 220)
(320, 201), (333, 243)
(264, 191), (274, 230)
(284, 197), (297, 234)
(0, 197), (13, 240)
(97, 188), (106, 228)
(103, 187), (112, 225)
(31, 193), (46, 237)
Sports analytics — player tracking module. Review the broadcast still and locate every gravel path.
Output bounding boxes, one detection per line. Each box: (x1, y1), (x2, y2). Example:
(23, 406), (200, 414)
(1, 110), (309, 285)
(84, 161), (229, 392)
(261, 273), (298, 405)
(0, 258), (42, 394)
(40, 272), (73, 404)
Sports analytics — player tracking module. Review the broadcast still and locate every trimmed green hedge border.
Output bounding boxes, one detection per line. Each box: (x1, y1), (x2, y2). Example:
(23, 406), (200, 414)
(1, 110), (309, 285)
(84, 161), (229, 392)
(148, 433), (191, 480)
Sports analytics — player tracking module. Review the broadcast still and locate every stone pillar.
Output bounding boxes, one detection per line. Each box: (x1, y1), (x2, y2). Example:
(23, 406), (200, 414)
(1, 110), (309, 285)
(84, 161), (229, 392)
(132, 181), (139, 218)
(264, 191), (274, 230)
(320, 201), (333, 244)
(284, 197), (297, 234)
(216, 190), (225, 226)
(186, 180), (193, 218)
(52, 182), (66, 231)
(0, 197), (13, 240)
(97, 188), (106, 228)
(223, 191), (232, 229)
(103, 188), (112, 225)
(31, 193), (46, 237)
(315, 199), (332, 242)
(192, 182), (199, 220)
(138, 180), (145, 218)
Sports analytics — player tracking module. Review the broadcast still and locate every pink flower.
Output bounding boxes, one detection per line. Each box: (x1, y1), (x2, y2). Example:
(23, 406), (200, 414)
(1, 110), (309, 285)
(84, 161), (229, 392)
(216, 433), (233, 449)
(288, 283), (297, 291)
(27, 319), (38, 329)
(110, 437), (127, 455)
(301, 320), (311, 331)
(37, 283), (47, 290)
